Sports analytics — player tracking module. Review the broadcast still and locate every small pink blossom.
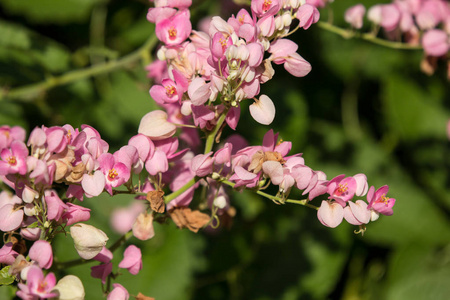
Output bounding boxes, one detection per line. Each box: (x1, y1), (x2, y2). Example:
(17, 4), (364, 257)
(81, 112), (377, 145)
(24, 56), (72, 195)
(81, 170), (106, 198)
(191, 152), (214, 177)
(0, 242), (18, 265)
(296, 4), (320, 30)
(118, 245), (143, 275)
(345, 4), (366, 29)
(29, 240), (53, 269)
(343, 200), (371, 225)
(91, 262), (112, 284)
(367, 185), (396, 216)
(138, 110), (177, 140)
(317, 200), (344, 228)
(327, 175), (357, 206)
(422, 29), (449, 57)
(155, 9), (192, 46)
(0, 140), (28, 176)
(107, 283), (129, 300)
(62, 203), (91, 226)
(98, 153), (130, 195)
(17, 265), (58, 299)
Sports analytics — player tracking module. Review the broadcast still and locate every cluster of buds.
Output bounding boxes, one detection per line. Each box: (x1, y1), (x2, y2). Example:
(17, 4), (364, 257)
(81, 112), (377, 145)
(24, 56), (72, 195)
(343, 0), (450, 76)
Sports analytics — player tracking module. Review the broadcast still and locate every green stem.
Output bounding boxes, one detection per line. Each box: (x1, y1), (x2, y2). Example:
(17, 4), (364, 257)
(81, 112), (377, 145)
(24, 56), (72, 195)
(218, 178), (319, 210)
(204, 112), (227, 154)
(317, 21), (422, 50)
(164, 177), (199, 204)
(1, 32), (158, 101)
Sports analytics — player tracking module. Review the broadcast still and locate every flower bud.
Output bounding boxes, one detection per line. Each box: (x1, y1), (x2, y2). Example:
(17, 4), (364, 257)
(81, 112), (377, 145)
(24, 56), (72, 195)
(52, 275), (85, 300)
(70, 223), (108, 260)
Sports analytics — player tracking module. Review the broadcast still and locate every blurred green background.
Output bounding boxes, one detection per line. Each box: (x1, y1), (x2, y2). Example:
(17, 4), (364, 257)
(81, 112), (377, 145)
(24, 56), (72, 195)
(1, 0), (449, 299)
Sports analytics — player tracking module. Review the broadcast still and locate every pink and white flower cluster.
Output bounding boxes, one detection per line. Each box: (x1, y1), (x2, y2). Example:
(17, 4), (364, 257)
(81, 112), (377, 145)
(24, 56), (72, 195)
(146, 0), (320, 127)
(344, 0), (449, 73)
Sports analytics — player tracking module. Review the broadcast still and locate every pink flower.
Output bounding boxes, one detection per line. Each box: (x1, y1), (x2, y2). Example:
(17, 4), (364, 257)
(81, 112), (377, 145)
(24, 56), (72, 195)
(118, 245), (143, 275)
(0, 125), (26, 150)
(422, 29), (449, 57)
(62, 203), (91, 226)
(0, 191), (23, 232)
(188, 77), (212, 106)
(0, 140), (28, 176)
(138, 110), (177, 140)
(154, 0), (192, 9)
(29, 240), (53, 270)
(91, 262), (112, 284)
(155, 9), (192, 46)
(107, 283), (129, 300)
(345, 4), (366, 29)
(251, 0), (281, 17)
(317, 200), (344, 228)
(150, 69), (189, 105)
(98, 153), (131, 195)
(191, 152), (214, 177)
(229, 166), (259, 188)
(44, 189), (68, 222)
(93, 247), (113, 263)
(296, 4), (320, 30)
(111, 202), (145, 234)
(367, 185), (396, 216)
(268, 39), (311, 77)
(327, 175), (357, 206)
(17, 266), (58, 299)
(81, 170), (106, 198)
(0, 242), (18, 265)
(343, 200), (371, 225)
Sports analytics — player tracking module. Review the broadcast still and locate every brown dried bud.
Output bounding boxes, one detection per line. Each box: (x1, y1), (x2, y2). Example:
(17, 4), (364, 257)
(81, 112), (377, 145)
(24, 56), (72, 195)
(49, 148), (75, 182)
(146, 190), (165, 213)
(135, 293), (155, 300)
(248, 150), (285, 174)
(248, 150), (264, 173)
(9, 255), (32, 277)
(169, 207), (210, 233)
(264, 151), (285, 164)
(65, 162), (86, 183)
(11, 237), (27, 255)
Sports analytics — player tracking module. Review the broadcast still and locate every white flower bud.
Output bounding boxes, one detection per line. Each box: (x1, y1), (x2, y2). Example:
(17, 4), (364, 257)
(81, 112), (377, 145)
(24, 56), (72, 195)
(70, 223), (108, 260)
(52, 275), (85, 300)
(214, 196), (227, 209)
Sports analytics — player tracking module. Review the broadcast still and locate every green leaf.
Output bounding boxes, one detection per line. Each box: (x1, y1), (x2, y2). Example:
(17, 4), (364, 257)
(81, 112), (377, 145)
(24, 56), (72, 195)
(385, 244), (450, 300)
(0, 20), (70, 73)
(382, 75), (448, 141)
(0, 0), (104, 24)
(0, 266), (15, 286)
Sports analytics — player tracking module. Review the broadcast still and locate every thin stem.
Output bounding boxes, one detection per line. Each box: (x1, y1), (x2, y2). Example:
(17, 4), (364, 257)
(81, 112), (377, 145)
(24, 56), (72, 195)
(164, 177), (199, 204)
(204, 112), (227, 154)
(218, 178), (319, 210)
(1, 32), (158, 101)
(317, 21), (422, 50)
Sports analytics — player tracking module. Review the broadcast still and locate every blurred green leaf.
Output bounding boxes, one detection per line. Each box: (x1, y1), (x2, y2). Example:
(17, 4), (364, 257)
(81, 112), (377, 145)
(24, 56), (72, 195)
(382, 76), (448, 141)
(0, 20), (70, 75)
(386, 244), (450, 300)
(0, 0), (104, 24)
